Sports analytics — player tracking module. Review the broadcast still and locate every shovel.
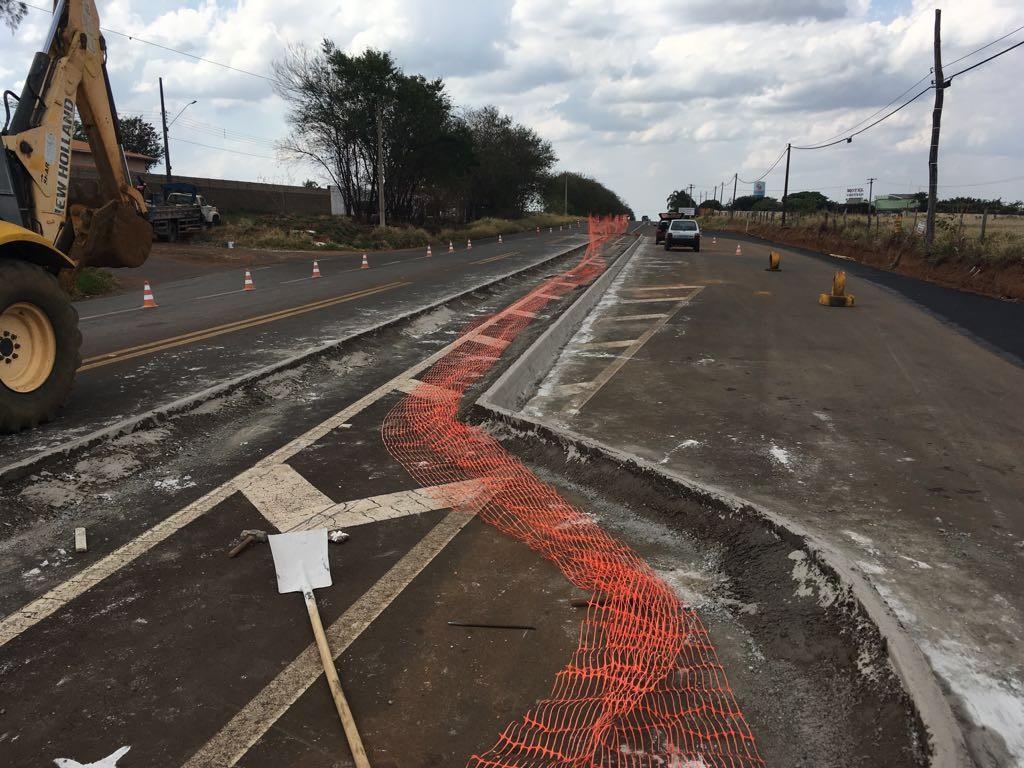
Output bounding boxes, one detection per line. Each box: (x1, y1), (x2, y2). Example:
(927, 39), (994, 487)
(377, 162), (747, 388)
(269, 529), (371, 768)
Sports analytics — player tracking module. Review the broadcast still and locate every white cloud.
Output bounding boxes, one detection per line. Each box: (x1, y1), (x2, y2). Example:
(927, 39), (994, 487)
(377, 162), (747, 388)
(2, 0), (1023, 213)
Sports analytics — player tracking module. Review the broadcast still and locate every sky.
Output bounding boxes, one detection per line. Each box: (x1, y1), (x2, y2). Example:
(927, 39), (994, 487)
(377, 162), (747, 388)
(2, 0), (1023, 216)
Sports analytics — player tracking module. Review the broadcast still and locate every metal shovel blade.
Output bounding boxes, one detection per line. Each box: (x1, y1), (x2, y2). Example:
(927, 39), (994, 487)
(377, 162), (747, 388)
(269, 529), (332, 594)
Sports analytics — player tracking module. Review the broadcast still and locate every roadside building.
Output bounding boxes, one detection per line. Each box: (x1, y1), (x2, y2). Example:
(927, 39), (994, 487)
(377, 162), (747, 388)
(874, 193), (920, 212)
(70, 139), (156, 175)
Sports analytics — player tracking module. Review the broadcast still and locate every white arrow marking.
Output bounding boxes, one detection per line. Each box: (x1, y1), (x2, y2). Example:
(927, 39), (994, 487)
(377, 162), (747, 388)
(54, 745), (131, 767)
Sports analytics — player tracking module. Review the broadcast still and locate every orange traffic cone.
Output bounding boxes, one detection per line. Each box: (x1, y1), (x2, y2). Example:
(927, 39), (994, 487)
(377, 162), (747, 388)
(498, 234), (503, 244)
(712, 237), (717, 245)
(427, 244), (433, 258)
(142, 280), (157, 308)
(361, 254), (369, 269)
(448, 240), (454, 253)
(559, 225), (563, 231)
(243, 270), (255, 291)
(467, 239), (473, 250)
(536, 226), (540, 236)
(312, 260), (322, 278)
(735, 245), (742, 256)
(549, 227), (553, 233)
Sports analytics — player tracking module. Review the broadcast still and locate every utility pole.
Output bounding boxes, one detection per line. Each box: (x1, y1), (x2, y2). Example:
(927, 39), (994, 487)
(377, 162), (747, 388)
(731, 173), (738, 206)
(564, 171), (568, 216)
(780, 143), (792, 227)
(926, 8), (944, 248)
(687, 184), (694, 206)
(159, 77), (171, 181)
(376, 103), (386, 228)
(867, 177), (877, 227)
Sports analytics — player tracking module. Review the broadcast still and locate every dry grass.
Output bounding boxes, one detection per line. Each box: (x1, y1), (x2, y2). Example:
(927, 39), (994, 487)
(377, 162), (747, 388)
(195, 212), (578, 253)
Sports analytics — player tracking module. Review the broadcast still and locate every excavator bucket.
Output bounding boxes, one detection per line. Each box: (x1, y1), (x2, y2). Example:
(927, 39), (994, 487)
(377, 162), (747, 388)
(72, 200), (153, 269)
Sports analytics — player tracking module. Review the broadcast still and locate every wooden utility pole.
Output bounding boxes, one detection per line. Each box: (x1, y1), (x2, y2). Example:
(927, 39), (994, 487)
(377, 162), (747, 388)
(376, 103), (386, 227)
(926, 8), (944, 248)
(159, 77), (171, 181)
(564, 171), (568, 216)
(780, 143), (791, 227)
(731, 173), (738, 217)
(867, 177), (877, 227)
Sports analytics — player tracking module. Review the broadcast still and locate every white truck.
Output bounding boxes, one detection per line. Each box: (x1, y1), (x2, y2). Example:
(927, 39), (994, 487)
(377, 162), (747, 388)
(163, 183), (221, 226)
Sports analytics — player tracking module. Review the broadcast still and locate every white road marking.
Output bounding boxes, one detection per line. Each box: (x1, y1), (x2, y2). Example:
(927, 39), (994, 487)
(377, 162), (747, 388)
(597, 313), (669, 322)
(579, 339), (637, 350)
(471, 335), (509, 349)
(241, 464), (335, 532)
(625, 284), (701, 292)
(191, 289), (244, 302)
(181, 508), (474, 768)
(617, 296), (692, 304)
(509, 308), (538, 318)
(301, 480), (489, 531)
(0, 284), (548, 649)
(551, 382), (593, 397)
(394, 378), (459, 400)
(79, 307), (144, 322)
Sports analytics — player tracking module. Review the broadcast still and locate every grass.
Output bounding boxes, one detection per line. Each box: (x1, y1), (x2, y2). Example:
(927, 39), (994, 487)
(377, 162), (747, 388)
(70, 267), (119, 299)
(703, 211), (1024, 267)
(194, 212), (579, 252)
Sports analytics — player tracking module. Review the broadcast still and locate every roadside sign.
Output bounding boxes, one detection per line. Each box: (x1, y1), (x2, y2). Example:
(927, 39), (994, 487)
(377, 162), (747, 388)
(753, 181), (766, 198)
(915, 220), (926, 234)
(846, 187), (864, 204)
(680, 207), (696, 217)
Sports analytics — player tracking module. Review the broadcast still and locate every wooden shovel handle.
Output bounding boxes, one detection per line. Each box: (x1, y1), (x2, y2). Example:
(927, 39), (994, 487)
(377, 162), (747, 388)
(304, 590), (371, 768)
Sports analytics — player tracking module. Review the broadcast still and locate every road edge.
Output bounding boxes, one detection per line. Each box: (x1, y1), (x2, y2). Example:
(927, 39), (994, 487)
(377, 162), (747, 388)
(0, 241), (587, 484)
(474, 234), (971, 768)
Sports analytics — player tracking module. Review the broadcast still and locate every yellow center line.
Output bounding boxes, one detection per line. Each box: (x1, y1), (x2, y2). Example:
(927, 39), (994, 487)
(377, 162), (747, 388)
(78, 281), (410, 372)
(472, 250), (520, 265)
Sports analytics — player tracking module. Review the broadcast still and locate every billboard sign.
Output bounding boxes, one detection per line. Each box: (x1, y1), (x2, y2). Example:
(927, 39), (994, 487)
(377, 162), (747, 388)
(753, 181), (766, 198)
(846, 187), (865, 204)
(679, 207), (696, 217)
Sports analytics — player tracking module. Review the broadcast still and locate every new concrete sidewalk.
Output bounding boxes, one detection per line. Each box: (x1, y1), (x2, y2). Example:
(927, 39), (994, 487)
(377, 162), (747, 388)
(522, 233), (1024, 767)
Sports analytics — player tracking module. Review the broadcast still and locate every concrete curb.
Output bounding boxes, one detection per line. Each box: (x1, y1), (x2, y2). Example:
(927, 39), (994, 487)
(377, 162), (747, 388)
(483, 233), (644, 411)
(474, 236), (971, 768)
(0, 242), (587, 484)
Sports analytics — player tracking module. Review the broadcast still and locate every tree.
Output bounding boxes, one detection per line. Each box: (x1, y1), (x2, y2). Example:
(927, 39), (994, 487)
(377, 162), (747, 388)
(730, 195), (763, 211)
(461, 106), (555, 220)
(699, 199), (723, 211)
(783, 190), (831, 213)
(541, 172), (631, 217)
(74, 115), (164, 170)
(302, 179), (320, 189)
(752, 197), (782, 212)
(274, 44), (472, 223)
(1, 0), (25, 31)
(666, 189), (696, 211)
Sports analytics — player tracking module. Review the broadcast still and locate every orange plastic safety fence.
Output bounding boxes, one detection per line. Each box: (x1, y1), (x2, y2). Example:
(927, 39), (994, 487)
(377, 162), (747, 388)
(382, 217), (763, 767)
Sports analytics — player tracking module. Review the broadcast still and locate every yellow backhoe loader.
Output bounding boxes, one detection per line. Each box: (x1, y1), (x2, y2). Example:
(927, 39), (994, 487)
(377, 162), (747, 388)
(1, 0), (152, 432)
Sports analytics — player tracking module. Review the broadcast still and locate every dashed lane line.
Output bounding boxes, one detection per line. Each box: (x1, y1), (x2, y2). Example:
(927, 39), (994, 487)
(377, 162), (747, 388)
(181, 508), (475, 768)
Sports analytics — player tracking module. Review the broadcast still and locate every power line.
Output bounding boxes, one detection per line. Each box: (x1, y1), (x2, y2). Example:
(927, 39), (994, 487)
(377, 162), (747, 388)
(23, 2), (294, 92)
(170, 137), (278, 160)
(945, 21), (1024, 67)
(794, 85), (934, 150)
(737, 146), (788, 184)
(945, 37), (1024, 81)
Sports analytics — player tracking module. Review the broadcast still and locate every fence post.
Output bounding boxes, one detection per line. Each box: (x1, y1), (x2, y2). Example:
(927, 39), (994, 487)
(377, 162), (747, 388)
(980, 209), (988, 242)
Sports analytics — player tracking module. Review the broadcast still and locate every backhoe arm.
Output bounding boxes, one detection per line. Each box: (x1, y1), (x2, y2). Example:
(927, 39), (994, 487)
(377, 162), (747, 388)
(2, 0), (152, 269)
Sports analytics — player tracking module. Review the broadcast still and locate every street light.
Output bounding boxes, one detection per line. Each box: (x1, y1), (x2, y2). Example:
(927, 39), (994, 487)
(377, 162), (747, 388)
(168, 99), (197, 128)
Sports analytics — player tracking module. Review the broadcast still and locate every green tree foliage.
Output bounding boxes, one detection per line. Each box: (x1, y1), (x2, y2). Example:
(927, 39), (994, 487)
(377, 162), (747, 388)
(1, 0), (25, 31)
(699, 199), (723, 211)
(275, 44), (474, 223)
(728, 194), (763, 211)
(666, 189), (696, 210)
(783, 190), (831, 213)
(462, 105), (555, 220)
(73, 115), (164, 170)
(543, 172), (625, 216)
(752, 197), (782, 211)
(302, 179), (320, 188)
(540, 172), (632, 217)
(935, 196), (1023, 214)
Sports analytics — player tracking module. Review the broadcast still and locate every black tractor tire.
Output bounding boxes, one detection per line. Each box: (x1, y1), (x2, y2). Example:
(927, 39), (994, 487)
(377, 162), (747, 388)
(0, 259), (82, 433)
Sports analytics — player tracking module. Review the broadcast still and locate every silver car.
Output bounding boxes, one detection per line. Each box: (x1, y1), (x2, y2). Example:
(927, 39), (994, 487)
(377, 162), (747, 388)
(664, 218), (701, 252)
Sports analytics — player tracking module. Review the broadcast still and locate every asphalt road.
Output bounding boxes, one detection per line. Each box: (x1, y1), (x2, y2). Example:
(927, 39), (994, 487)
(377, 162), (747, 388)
(0, 227), (587, 472)
(525, 230), (1024, 766)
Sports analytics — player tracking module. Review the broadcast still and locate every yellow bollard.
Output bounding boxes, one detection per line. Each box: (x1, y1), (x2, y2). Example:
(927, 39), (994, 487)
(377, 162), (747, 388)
(766, 251), (781, 271)
(819, 270), (855, 307)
